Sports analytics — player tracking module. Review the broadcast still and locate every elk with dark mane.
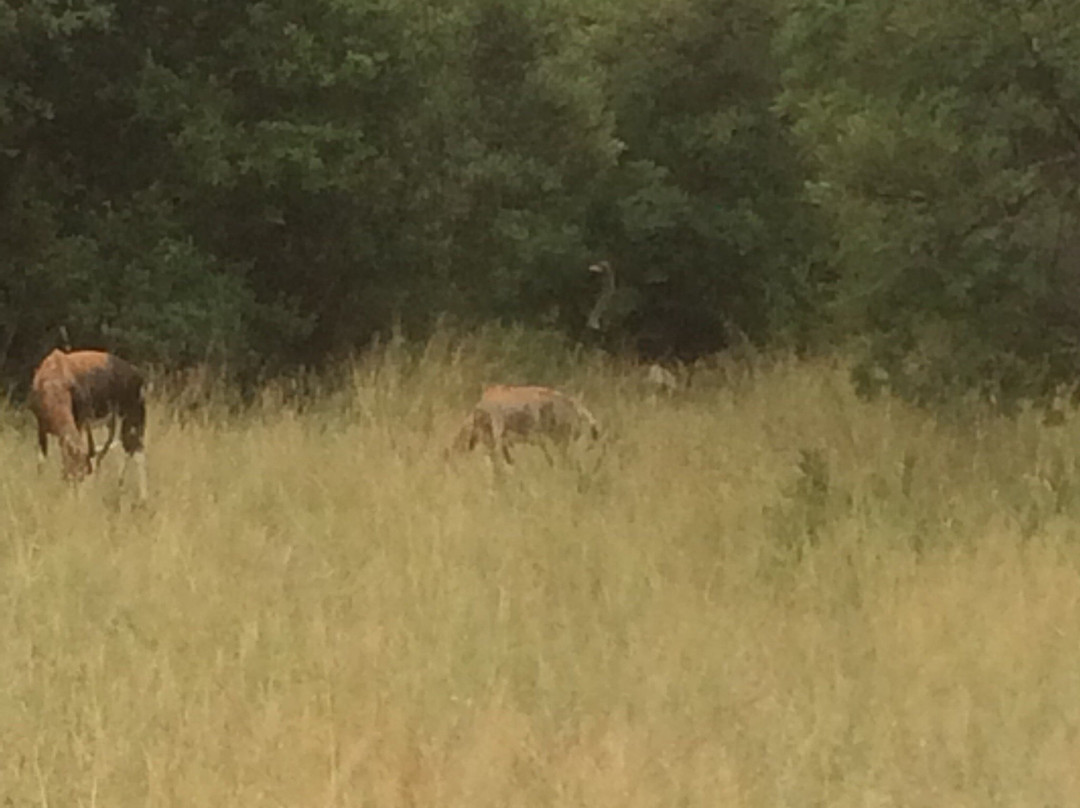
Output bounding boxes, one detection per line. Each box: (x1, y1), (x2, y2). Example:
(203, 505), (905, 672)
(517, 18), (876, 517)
(30, 349), (148, 499)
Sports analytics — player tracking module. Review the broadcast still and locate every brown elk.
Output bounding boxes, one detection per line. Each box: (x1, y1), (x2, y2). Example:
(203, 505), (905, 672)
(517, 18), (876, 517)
(450, 384), (600, 464)
(30, 349), (148, 499)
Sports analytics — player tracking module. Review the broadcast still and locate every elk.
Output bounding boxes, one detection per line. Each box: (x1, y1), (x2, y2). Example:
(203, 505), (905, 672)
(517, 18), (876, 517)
(30, 348), (148, 499)
(449, 384), (600, 464)
(645, 362), (680, 394)
(589, 260), (688, 395)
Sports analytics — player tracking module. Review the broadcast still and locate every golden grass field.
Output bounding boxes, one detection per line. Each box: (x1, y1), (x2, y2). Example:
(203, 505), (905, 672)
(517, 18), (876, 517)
(2, 333), (1080, 806)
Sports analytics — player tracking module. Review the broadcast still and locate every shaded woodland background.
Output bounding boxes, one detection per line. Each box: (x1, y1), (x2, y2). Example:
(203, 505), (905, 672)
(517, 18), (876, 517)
(4, 0), (1080, 409)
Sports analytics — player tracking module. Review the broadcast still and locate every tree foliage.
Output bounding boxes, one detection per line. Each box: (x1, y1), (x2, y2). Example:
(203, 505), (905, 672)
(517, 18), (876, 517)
(778, 0), (1080, 407)
(6, 0), (1080, 411)
(1, 0), (819, 390)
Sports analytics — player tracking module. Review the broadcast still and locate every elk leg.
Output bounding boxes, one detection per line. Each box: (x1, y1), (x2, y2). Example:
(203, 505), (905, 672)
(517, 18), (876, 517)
(135, 451), (148, 501)
(85, 427), (96, 471)
(120, 449), (149, 502)
(95, 413), (117, 468)
(491, 416), (513, 465)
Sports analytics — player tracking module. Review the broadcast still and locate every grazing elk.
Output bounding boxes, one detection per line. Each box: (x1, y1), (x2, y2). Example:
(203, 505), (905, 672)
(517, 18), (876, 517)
(30, 349), (148, 499)
(645, 362), (680, 394)
(450, 384), (601, 464)
(588, 261), (684, 394)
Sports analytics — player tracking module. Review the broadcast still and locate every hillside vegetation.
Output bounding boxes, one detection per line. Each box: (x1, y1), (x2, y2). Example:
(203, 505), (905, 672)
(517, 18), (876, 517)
(2, 340), (1079, 805)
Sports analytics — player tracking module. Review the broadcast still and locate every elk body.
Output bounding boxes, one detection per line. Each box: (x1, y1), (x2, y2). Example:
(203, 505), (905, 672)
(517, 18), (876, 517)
(30, 349), (148, 499)
(450, 385), (600, 464)
(645, 362), (680, 393)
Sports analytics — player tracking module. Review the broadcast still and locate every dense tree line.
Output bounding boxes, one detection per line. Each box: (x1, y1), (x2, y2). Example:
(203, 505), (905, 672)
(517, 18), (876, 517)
(2, 0), (1079, 409)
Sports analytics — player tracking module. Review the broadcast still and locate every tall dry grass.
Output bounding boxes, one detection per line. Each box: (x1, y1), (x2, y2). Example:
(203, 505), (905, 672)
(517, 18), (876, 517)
(2, 334), (1079, 806)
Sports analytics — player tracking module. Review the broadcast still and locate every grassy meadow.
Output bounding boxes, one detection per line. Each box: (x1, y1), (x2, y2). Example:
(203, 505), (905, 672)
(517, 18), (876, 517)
(2, 333), (1080, 806)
